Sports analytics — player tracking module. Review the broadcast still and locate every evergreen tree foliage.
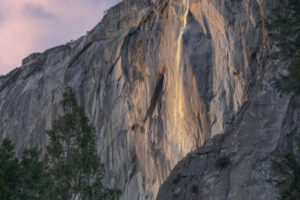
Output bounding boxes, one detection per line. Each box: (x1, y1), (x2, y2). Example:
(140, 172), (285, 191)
(274, 141), (300, 200)
(0, 88), (121, 200)
(0, 139), (51, 200)
(18, 149), (52, 200)
(267, 0), (300, 94)
(0, 139), (20, 200)
(46, 88), (120, 200)
(266, 2), (300, 198)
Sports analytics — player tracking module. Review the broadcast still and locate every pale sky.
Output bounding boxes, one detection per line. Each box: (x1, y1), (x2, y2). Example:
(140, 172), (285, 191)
(0, 0), (121, 75)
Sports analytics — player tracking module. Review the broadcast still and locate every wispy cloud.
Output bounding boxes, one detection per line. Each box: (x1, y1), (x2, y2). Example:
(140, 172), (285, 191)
(23, 4), (56, 19)
(0, 0), (121, 75)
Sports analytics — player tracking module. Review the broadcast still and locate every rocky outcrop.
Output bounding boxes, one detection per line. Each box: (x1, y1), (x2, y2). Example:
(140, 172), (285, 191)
(156, 0), (300, 199)
(0, 0), (295, 199)
(157, 86), (300, 200)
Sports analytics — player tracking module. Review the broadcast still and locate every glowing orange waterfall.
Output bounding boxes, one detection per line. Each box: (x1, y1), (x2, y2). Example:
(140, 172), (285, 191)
(170, 0), (191, 157)
(175, 0), (189, 121)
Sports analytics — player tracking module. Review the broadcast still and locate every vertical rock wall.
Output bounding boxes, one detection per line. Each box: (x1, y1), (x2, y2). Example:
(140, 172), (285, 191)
(0, 0), (290, 199)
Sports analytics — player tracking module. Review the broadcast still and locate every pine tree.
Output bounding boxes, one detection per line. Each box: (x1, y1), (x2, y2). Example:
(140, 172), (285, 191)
(267, 0), (300, 94)
(46, 88), (121, 200)
(0, 139), (20, 200)
(274, 141), (300, 200)
(18, 149), (52, 200)
(0, 139), (51, 200)
(266, 1), (300, 199)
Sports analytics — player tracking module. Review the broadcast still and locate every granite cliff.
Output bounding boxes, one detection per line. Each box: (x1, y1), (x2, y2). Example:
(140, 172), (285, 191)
(0, 0), (297, 199)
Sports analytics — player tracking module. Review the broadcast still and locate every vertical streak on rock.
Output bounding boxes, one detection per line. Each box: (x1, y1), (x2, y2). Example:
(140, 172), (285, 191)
(172, 0), (192, 153)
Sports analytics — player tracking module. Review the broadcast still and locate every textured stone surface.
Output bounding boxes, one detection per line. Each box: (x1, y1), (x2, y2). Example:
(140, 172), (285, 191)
(157, 0), (300, 199)
(157, 92), (300, 200)
(0, 0), (296, 199)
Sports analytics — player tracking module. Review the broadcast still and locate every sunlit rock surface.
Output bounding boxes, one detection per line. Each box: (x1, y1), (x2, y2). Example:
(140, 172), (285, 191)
(0, 0), (296, 199)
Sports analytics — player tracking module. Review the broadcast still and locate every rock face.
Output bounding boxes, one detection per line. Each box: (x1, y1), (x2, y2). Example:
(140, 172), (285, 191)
(0, 0), (297, 199)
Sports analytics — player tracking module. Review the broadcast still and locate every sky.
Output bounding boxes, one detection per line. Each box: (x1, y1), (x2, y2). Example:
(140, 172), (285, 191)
(0, 0), (121, 75)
